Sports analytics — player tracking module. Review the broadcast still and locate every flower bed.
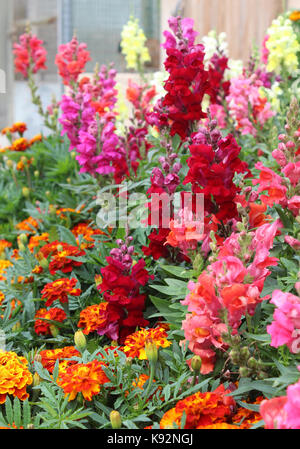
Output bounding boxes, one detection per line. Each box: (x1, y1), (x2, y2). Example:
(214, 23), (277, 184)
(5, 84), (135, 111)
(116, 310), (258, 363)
(0, 11), (300, 430)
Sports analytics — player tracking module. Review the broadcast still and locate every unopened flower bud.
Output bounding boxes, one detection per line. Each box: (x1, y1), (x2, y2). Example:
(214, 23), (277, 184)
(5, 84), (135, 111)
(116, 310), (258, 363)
(240, 347), (250, 360)
(18, 242), (26, 252)
(33, 372), (41, 387)
(39, 257), (49, 269)
(56, 244), (63, 252)
(145, 338), (158, 365)
(34, 170), (39, 178)
(50, 324), (59, 337)
(110, 410), (122, 429)
(12, 321), (21, 332)
(22, 187), (30, 198)
(74, 330), (86, 351)
(34, 353), (42, 363)
(191, 355), (202, 372)
(247, 357), (257, 369)
(239, 366), (250, 377)
(6, 159), (14, 169)
(19, 233), (28, 245)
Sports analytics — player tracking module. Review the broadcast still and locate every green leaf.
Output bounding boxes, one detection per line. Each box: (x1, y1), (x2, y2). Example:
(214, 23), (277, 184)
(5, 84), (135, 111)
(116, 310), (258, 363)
(57, 225), (78, 246)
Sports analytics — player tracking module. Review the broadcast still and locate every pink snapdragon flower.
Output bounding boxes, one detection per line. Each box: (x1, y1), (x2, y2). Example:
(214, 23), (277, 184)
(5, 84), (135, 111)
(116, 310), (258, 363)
(267, 289), (300, 353)
(55, 36), (91, 85)
(13, 32), (47, 78)
(226, 73), (274, 136)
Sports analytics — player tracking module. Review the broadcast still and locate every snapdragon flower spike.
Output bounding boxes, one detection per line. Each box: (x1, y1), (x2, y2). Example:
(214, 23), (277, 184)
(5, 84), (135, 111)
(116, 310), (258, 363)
(253, 97), (300, 217)
(13, 32), (47, 78)
(97, 238), (153, 344)
(181, 218), (281, 374)
(55, 35), (91, 86)
(142, 140), (182, 261)
(147, 16), (211, 140)
(183, 116), (250, 222)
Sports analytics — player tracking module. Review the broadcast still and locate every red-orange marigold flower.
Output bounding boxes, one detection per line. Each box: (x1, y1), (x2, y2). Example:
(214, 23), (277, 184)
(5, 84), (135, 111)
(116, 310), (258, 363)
(160, 384), (236, 429)
(41, 278), (81, 307)
(57, 359), (109, 401)
(11, 137), (29, 152)
(77, 302), (110, 335)
(38, 240), (85, 275)
(15, 216), (40, 234)
(9, 122), (27, 135)
(39, 346), (80, 373)
(34, 307), (67, 336)
(0, 351), (33, 403)
(123, 327), (172, 360)
(28, 233), (49, 253)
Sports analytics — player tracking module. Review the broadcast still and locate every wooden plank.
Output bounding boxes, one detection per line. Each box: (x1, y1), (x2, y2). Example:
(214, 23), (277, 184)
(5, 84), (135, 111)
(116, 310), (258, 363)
(183, 0), (285, 62)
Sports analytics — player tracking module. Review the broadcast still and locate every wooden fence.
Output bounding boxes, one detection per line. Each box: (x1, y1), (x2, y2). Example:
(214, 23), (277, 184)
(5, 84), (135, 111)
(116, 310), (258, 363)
(161, 0), (300, 63)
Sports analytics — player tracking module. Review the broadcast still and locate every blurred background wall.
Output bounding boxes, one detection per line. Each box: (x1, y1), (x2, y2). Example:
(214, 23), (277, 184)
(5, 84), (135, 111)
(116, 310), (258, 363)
(1, 0), (300, 135)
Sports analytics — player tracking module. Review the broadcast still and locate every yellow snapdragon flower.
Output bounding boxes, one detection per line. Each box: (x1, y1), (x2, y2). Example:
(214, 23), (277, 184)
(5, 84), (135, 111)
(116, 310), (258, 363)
(120, 16), (151, 71)
(265, 15), (300, 76)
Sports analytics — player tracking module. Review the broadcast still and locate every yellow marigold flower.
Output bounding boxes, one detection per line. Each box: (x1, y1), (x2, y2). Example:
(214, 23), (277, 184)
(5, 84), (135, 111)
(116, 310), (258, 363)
(120, 16), (151, 71)
(0, 351), (33, 403)
(57, 359), (109, 401)
(123, 327), (171, 360)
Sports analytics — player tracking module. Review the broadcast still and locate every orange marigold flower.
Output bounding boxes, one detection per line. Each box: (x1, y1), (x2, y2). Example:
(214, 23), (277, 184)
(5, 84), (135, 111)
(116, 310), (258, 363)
(32, 265), (43, 274)
(15, 216), (39, 234)
(56, 207), (81, 219)
(160, 384), (236, 429)
(57, 359), (109, 401)
(29, 134), (42, 145)
(41, 278), (81, 307)
(11, 137), (29, 152)
(0, 259), (13, 281)
(9, 122), (27, 135)
(0, 351), (33, 403)
(71, 222), (106, 248)
(39, 346), (80, 373)
(28, 233), (49, 253)
(290, 10), (300, 21)
(231, 396), (264, 429)
(77, 302), (109, 335)
(123, 327), (172, 360)
(34, 307), (67, 336)
(0, 291), (5, 306)
(37, 240), (85, 275)
(0, 240), (12, 255)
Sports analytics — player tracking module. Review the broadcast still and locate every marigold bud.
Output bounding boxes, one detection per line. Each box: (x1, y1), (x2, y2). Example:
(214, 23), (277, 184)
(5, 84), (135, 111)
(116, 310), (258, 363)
(6, 159), (14, 169)
(39, 257), (49, 269)
(191, 355), (202, 372)
(22, 187), (30, 198)
(34, 170), (39, 178)
(145, 338), (158, 365)
(34, 353), (42, 363)
(56, 244), (63, 252)
(19, 233), (28, 245)
(74, 330), (86, 351)
(33, 372), (41, 387)
(50, 324), (59, 337)
(12, 321), (21, 332)
(110, 410), (122, 429)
